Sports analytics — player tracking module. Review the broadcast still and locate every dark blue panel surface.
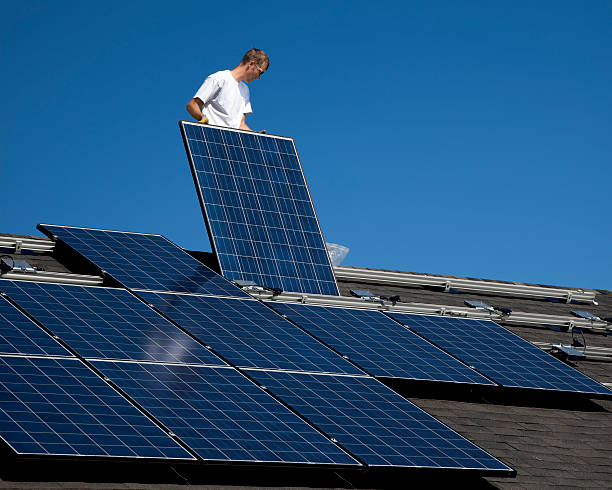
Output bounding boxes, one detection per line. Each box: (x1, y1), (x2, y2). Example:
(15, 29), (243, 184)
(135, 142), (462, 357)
(0, 356), (193, 459)
(246, 370), (512, 471)
(139, 291), (361, 375)
(0, 290), (70, 357)
(181, 122), (339, 296)
(93, 361), (359, 465)
(0, 280), (224, 366)
(268, 302), (493, 385)
(389, 313), (612, 396)
(38, 224), (248, 297)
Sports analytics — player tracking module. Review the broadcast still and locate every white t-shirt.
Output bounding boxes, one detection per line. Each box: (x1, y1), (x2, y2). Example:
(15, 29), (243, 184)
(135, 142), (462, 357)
(193, 70), (252, 129)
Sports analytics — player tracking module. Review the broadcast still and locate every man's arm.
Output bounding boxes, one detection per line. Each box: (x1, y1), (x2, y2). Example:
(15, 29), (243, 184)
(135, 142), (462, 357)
(186, 98), (205, 121)
(187, 76), (220, 121)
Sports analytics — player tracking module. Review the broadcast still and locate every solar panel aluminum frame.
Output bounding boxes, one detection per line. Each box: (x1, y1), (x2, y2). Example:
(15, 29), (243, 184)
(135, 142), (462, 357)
(179, 120), (340, 296)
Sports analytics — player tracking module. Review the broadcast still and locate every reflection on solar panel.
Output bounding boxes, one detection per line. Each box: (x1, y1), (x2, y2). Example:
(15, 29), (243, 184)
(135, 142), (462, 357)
(38, 224), (248, 297)
(0, 291), (70, 357)
(0, 280), (224, 366)
(268, 302), (493, 385)
(388, 313), (612, 396)
(139, 291), (361, 375)
(0, 356), (193, 459)
(180, 122), (339, 296)
(246, 370), (512, 472)
(93, 361), (359, 465)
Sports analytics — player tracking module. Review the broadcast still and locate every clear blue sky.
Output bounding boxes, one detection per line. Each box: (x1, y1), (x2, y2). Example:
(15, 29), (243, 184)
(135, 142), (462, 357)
(2, 1), (611, 290)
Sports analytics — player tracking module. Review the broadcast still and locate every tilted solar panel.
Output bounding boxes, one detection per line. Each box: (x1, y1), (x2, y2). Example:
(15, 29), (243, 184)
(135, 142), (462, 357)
(246, 370), (513, 473)
(0, 280), (224, 366)
(38, 224), (248, 297)
(0, 356), (193, 459)
(138, 291), (362, 375)
(180, 121), (339, 296)
(388, 313), (612, 397)
(268, 302), (493, 385)
(93, 361), (359, 466)
(0, 290), (71, 357)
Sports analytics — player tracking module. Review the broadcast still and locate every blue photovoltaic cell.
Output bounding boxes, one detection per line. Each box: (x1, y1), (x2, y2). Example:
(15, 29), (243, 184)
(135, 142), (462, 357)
(0, 280), (224, 366)
(246, 370), (512, 472)
(180, 122), (339, 297)
(0, 291), (70, 357)
(138, 291), (361, 375)
(0, 356), (193, 459)
(38, 224), (248, 297)
(268, 302), (493, 385)
(388, 313), (612, 396)
(93, 361), (359, 466)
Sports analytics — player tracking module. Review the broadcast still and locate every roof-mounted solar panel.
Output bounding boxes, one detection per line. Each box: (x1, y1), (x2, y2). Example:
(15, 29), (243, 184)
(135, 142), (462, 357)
(0, 356), (193, 459)
(93, 361), (359, 466)
(138, 291), (361, 375)
(38, 224), (248, 297)
(388, 313), (612, 397)
(0, 280), (225, 366)
(180, 121), (339, 297)
(267, 302), (494, 385)
(246, 370), (513, 474)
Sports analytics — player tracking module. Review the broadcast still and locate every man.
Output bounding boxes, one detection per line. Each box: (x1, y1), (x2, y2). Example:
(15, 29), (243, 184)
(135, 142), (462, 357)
(186, 48), (269, 131)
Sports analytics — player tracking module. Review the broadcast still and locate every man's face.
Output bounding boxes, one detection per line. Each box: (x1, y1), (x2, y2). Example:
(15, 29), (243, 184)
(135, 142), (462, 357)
(245, 61), (267, 82)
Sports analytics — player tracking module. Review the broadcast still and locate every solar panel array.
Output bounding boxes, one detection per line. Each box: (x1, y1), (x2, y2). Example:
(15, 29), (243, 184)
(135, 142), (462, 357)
(180, 122), (339, 296)
(246, 370), (512, 470)
(0, 280), (223, 366)
(93, 361), (359, 465)
(389, 313), (612, 396)
(138, 291), (361, 375)
(269, 302), (494, 385)
(38, 224), (247, 297)
(0, 356), (193, 459)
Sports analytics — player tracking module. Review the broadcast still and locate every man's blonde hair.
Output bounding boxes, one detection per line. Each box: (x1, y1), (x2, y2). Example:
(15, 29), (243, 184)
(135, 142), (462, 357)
(241, 48), (269, 69)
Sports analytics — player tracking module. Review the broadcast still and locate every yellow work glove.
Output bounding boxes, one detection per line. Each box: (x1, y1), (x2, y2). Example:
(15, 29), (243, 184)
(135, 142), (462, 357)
(199, 117), (209, 124)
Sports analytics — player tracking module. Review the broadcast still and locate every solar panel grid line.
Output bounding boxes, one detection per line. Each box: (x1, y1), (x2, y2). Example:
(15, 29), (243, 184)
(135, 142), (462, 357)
(37, 224), (248, 297)
(138, 291), (363, 375)
(0, 355), (195, 459)
(245, 369), (514, 473)
(0, 280), (226, 367)
(388, 313), (612, 397)
(268, 302), (496, 386)
(92, 359), (361, 466)
(180, 121), (340, 296)
(0, 291), (73, 358)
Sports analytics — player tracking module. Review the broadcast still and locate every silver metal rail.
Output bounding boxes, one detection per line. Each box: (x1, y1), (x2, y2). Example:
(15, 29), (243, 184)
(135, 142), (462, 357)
(334, 266), (598, 304)
(0, 271), (103, 286)
(0, 236), (55, 253)
(252, 290), (611, 334)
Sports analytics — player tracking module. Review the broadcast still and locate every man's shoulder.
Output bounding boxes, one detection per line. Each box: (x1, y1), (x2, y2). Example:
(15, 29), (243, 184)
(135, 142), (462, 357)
(207, 69), (231, 83)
